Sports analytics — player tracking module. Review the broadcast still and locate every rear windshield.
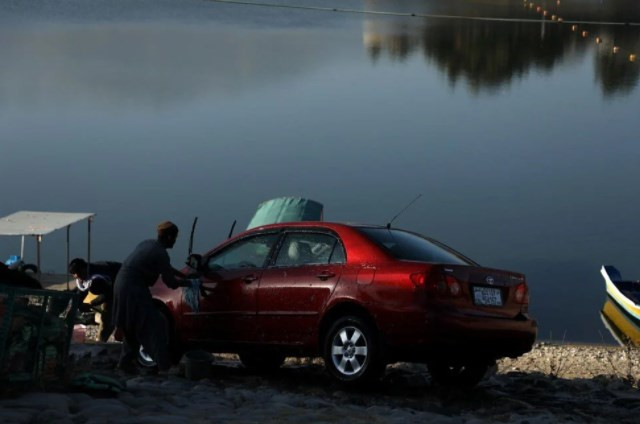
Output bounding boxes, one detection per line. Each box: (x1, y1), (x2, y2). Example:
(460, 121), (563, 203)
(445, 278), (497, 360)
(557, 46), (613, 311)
(357, 228), (474, 265)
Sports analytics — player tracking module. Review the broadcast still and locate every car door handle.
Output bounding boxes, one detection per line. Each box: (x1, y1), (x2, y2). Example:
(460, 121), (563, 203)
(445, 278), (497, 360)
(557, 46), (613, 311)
(243, 274), (258, 284)
(316, 271), (335, 281)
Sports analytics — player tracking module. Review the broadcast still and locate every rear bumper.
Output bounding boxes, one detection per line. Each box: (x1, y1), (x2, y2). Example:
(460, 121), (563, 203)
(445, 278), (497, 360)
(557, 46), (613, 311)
(436, 311), (536, 355)
(386, 310), (537, 362)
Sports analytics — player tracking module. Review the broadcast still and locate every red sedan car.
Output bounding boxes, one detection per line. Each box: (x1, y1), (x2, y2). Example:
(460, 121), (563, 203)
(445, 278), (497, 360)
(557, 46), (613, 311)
(148, 222), (536, 386)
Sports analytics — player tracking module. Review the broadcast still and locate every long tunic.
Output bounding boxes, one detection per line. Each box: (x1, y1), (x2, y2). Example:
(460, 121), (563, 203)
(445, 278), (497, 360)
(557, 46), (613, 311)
(112, 239), (181, 330)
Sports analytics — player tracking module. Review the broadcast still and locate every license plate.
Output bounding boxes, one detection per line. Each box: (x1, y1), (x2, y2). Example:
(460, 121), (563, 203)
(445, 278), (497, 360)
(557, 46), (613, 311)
(472, 286), (503, 306)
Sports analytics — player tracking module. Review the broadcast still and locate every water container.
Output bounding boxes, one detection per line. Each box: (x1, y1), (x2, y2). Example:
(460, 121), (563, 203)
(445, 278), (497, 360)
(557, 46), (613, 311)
(72, 325), (87, 343)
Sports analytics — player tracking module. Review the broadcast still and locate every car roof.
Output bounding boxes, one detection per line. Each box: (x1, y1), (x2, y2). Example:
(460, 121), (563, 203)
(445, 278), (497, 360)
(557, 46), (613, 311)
(203, 221), (475, 266)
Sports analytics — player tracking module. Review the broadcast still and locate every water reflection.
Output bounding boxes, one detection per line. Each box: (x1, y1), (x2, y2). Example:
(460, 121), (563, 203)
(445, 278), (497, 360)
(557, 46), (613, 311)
(1, 0), (640, 344)
(363, 0), (640, 95)
(594, 26), (640, 95)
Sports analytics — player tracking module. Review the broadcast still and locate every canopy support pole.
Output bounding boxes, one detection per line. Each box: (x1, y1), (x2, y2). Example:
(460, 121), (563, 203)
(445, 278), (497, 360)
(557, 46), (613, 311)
(87, 217), (92, 276)
(36, 235), (42, 282)
(20, 236), (25, 259)
(66, 225), (70, 291)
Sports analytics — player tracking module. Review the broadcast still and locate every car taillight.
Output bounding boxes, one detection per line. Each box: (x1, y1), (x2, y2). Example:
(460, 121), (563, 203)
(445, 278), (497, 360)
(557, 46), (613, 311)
(445, 275), (462, 297)
(515, 282), (529, 304)
(410, 272), (426, 288)
(424, 271), (461, 297)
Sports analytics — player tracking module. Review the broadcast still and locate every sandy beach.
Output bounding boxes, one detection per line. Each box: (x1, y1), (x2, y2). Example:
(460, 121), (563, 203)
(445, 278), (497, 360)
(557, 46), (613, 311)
(1, 342), (639, 423)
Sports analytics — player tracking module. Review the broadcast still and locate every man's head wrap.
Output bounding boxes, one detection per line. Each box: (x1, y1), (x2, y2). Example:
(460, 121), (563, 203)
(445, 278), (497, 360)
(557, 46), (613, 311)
(157, 221), (178, 237)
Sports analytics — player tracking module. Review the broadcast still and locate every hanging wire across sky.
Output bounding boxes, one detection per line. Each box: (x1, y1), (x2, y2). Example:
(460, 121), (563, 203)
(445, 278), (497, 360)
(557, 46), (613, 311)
(524, 0), (638, 63)
(203, 0), (640, 26)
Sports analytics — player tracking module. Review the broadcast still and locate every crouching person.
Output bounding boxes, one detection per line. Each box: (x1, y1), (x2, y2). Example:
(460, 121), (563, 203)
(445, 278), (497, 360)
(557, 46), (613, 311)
(112, 221), (188, 375)
(68, 258), (121, 342)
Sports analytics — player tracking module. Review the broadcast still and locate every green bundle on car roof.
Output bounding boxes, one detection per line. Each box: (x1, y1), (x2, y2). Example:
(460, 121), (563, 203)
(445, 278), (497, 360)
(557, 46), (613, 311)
(246, 197), (323, 229)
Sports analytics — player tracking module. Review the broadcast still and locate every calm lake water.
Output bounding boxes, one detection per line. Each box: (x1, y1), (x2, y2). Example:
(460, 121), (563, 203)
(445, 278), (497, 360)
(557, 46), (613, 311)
(1, 0), (639, 343)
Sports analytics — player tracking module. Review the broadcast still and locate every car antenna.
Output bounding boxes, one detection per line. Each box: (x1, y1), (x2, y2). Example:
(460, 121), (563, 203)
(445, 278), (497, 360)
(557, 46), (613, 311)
(386, 194), (422, 229)
(227, 219), (237, 239)
(188, 217), (198, 255)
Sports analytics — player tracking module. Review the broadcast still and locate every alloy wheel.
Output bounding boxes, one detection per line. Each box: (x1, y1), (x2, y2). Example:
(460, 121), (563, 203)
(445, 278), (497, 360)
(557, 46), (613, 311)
(330, 325), (369, 376)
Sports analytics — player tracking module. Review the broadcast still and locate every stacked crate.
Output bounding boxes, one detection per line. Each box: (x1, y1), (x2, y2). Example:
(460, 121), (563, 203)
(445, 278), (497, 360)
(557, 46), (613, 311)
(0, 285), (79, 389)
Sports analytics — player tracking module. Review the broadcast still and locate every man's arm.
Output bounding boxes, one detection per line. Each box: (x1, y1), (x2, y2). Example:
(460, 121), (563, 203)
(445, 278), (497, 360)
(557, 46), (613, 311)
(70, 286), (90, 303)
(87, 276), (111, 306)
(161, 267), (185, 289)
(89, 294), (107, 307)
(159, 250), (185, 289)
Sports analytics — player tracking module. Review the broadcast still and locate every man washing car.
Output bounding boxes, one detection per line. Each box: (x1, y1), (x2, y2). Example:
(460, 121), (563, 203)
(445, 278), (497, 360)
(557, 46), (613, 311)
(112, 220), (189, 375)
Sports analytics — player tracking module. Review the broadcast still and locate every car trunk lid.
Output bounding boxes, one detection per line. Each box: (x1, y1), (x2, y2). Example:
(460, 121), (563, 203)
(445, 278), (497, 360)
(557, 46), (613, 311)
(427, 264), (528, 318)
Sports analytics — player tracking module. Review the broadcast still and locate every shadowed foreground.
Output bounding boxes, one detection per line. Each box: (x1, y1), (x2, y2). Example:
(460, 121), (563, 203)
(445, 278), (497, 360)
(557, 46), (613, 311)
(1, 343), (639, 423)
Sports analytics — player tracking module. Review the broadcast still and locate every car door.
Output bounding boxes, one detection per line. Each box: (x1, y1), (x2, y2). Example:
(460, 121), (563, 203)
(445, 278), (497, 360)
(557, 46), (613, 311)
(185, 232), (280, 344)
(258, 231), (346, 345)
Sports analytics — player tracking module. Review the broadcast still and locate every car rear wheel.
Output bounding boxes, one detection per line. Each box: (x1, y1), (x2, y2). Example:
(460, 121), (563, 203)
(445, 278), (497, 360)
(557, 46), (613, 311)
(427, 359), (492, 388)
(323, 315), (385, 384)
(239, 351), (285, 371)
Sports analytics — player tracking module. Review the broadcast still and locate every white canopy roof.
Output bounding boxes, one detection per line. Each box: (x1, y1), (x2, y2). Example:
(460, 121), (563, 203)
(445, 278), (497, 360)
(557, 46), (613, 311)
(0, 211), (95, 236)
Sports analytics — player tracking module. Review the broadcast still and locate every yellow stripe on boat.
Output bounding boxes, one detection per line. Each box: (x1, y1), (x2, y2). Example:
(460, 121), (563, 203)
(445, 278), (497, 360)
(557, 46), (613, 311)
(601, 266), (640, 321)
(601, 298), (640, 345)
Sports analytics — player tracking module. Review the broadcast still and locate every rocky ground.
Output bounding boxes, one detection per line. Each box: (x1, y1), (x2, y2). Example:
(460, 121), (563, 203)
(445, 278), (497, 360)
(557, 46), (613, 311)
(1, 342), (640, 424)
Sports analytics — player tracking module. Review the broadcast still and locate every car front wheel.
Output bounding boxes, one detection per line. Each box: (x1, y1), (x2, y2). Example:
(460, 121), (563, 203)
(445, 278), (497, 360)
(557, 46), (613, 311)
(323, 315), (385, 384)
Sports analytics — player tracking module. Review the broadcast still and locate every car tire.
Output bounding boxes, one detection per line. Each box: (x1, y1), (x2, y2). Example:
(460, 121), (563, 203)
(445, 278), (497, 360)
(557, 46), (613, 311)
(427, 360), (492, 388)
(323, 315), (385, 384)
(238, 351), (285, 371)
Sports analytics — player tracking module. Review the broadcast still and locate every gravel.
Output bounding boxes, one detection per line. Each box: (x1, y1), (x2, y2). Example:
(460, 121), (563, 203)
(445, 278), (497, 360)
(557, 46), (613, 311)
(1, 342), (639, 423)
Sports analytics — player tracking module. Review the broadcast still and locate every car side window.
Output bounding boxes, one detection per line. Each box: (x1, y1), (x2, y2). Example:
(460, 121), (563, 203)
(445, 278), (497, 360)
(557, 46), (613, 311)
(329, 242), (346, 264)
(275, 233), (341, 267)
(207, 233), (279, 271)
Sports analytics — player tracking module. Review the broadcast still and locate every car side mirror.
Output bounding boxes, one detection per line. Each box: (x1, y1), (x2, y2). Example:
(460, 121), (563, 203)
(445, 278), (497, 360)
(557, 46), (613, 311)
(186, 253), (203, 271)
